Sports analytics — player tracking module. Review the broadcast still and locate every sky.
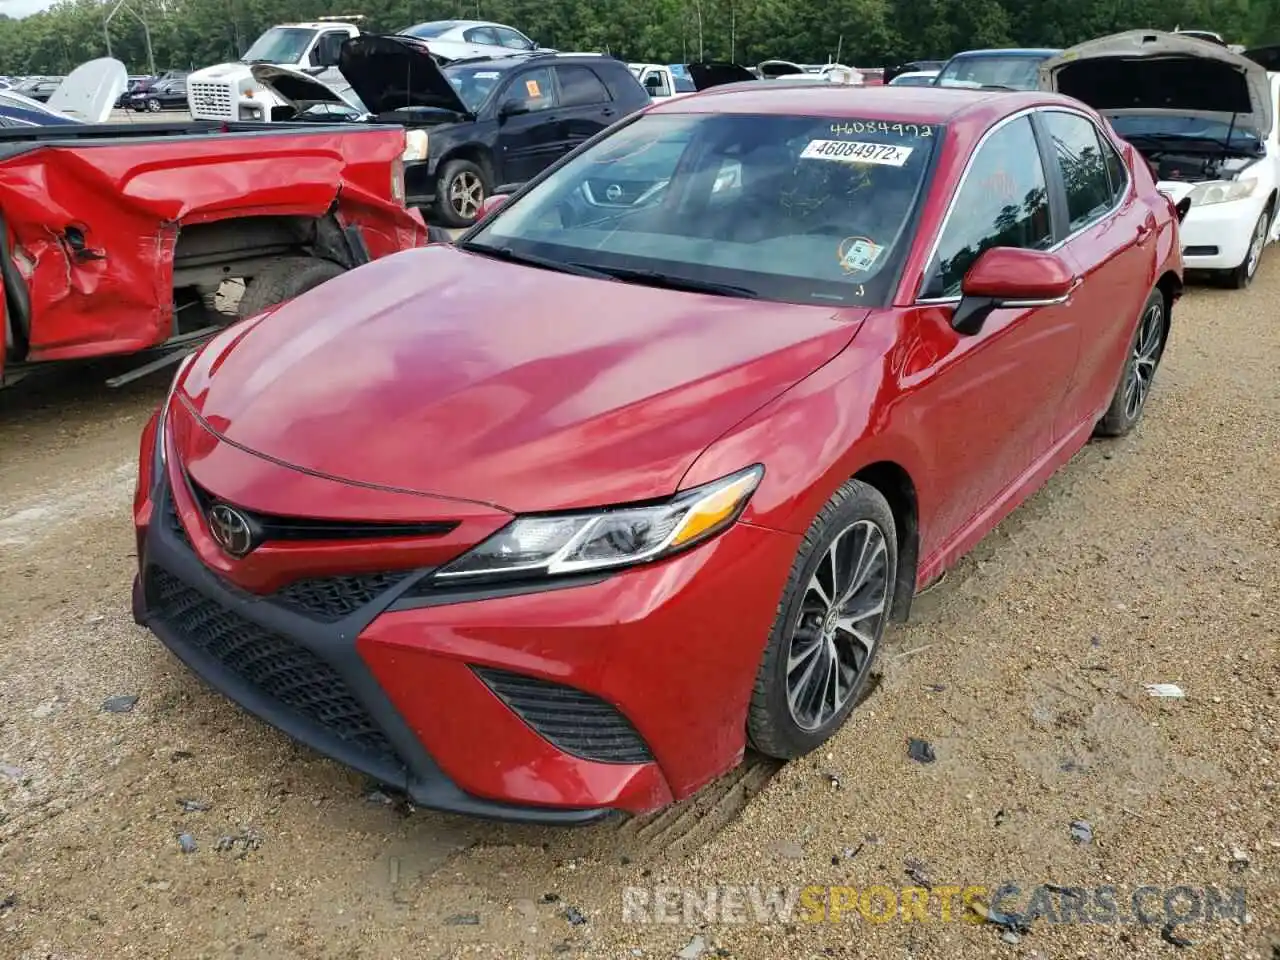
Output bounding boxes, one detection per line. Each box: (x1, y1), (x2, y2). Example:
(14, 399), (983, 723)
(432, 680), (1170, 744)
(0, 0), (57, 19)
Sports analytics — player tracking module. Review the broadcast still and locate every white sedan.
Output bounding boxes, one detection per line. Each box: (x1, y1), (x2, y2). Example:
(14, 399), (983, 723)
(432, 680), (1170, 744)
(396, 20), (553, 62)
(1041, 31), (1279, 288)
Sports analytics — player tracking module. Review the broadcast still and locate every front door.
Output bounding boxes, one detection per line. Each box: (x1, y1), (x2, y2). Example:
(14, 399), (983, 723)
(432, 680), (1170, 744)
(494, 66), (561, 185)
(909, 113), (1081, 550)
(1036, 109), (1156, 435)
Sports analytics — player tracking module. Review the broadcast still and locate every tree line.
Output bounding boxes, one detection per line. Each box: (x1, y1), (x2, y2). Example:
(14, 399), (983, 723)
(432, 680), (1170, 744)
(3, 0), (1280, 78)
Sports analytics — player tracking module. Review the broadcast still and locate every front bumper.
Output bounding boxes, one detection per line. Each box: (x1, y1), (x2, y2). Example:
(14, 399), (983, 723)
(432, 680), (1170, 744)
(404, 159), (436, 206)
(134, 460), (799, 820)
(1175, 196), (1268, 271)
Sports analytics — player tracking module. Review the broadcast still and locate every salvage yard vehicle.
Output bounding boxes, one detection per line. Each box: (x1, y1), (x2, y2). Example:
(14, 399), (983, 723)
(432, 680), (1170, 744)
(132, 83), (1183, 822)
(630, 62), (758, 100)
(129, 77), (188, 112)
(187, 17), (364, 123)
(1041, 31), (1279, 288)
(255, 37), (650, 227)
(398, 19), (552, 60)
(0, 120), (426, 387)
(935, 48), (1061, 90)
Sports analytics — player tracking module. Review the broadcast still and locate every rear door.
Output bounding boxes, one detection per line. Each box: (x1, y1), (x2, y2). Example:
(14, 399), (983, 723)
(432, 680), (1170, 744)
(552, 64), (617, 153)
(493, 66), (562, 184)
(1035, 109), (1155, 434)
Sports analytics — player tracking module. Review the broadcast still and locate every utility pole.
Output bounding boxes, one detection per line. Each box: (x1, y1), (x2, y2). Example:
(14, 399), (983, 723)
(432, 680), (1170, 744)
(104, 0), (157, 75)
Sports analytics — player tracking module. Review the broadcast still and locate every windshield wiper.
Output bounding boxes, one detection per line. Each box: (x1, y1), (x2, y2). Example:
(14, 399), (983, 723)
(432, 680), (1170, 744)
(457, 242), (615, 280)
(589, 265), (759, 299)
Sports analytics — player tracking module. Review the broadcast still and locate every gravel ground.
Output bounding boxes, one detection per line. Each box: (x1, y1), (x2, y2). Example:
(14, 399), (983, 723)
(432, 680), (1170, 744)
(0, 263), (1277, 960)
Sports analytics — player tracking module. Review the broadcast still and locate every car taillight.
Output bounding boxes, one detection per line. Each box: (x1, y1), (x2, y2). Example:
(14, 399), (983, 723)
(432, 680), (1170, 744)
(391, 157), (406, 204)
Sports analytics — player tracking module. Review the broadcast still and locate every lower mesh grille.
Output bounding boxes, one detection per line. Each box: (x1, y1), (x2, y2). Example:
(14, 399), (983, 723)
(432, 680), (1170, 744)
(474, 667), (652, 764)
(147, 568), (402, 765)
(274, 573), (412, 623)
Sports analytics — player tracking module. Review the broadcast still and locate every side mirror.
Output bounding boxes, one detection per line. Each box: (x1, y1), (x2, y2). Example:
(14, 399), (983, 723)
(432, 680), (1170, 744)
(1174, 196), (1191, 224)
(477, 193), (510, 220)
(953, 247), (1076, 336)
(498, 100), (528, 120)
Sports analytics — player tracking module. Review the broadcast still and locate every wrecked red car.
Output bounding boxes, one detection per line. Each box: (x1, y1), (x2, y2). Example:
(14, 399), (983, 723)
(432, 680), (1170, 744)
(0, 119), (427, 386)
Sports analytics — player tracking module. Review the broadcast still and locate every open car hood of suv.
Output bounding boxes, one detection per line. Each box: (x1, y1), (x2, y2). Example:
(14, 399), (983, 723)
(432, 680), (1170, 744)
(1040, 30), (1273, 137)
(686, 62), (758, 89)
(250, 64), (365, 114)
(339, 34), (471, 116)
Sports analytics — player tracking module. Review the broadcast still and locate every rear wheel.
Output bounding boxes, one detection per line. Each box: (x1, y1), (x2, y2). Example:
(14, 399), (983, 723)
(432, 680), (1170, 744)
(1095, 288), (1168, 437)
(433, 159), (489, 228)
(236, 257), (347, 320)
(146, 98), (162, 113)
(747, 480), (897, 759)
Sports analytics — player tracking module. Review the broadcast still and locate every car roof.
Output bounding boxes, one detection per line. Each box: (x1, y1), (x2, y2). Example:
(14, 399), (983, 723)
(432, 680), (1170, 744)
(945, 48), (1061, 59)
(446, 52), (618, 70)
(651, 83), (1078, 125)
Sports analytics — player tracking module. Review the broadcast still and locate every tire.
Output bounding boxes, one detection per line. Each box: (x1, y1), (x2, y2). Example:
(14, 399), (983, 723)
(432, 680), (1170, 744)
(747, 480), (898, 759)
(236, 257), (347, 320)
(1095, 287), (1168, 438)
(1223, 205), (1271, 289)
(147, 98), (162, 113)
(432, 159), (489, 228)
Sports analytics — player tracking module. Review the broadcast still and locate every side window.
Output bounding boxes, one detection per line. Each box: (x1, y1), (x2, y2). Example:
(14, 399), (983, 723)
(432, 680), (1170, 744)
(465, 26), (500, 46)
(924, 116), (1052, 299)
(1100, 130), (1128, 204)
(642, 69), (670, 98)
(1043, 111), (1115, 232)
(495, 27), (533, 50)
(310, 32), (346, 67)
(500, 67), (557, 112)
(555, 66), (611, 108)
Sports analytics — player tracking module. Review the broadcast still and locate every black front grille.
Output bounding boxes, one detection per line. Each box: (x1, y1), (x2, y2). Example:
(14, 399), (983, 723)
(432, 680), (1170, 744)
(474, 667), (653, 765)
(147, 568), (401, 765)
(274, 572), (412, 623)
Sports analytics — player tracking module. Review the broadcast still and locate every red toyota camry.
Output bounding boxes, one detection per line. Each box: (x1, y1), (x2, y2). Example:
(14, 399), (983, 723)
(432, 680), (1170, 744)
(132, 85), (1183, 823)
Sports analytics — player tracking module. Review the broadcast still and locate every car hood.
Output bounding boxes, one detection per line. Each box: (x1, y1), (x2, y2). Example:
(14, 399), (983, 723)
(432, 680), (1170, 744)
(45, 57), (127, 122)
(1039, 30), (1273, 137)
(341, 34), (470, 115)
(250, 64), (365, 113)
(686, 62), (758, 89)
(177, 246), (864, 513)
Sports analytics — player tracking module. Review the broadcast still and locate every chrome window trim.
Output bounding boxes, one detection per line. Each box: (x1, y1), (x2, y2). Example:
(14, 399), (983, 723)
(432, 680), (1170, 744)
(912, 105), (1131, 305)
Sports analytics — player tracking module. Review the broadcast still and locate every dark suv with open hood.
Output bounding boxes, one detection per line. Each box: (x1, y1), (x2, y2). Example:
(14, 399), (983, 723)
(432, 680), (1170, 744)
(255, 36), (650, 226)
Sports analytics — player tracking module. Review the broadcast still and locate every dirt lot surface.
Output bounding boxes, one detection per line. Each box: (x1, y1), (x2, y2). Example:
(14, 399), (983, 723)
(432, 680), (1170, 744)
(1, 264), (1277, 960)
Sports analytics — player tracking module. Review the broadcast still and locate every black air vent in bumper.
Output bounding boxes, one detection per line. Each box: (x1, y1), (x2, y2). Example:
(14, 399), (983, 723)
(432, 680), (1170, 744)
(473, 667), (653, 765)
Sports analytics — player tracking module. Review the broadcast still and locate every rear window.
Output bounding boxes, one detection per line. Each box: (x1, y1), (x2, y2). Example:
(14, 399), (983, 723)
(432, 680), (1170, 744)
(401, 22), (456, 39)
(469, 112), (941, 307)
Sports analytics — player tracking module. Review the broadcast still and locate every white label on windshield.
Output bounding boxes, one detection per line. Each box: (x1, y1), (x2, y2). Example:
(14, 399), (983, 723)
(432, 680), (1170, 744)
(474, 71), (500, 78)
(801, 139), (913, 166)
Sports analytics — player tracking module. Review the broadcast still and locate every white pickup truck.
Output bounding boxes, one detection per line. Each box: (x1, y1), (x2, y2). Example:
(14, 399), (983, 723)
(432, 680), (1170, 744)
(187, 18), (361, 123)
(628, 62), (758, 100)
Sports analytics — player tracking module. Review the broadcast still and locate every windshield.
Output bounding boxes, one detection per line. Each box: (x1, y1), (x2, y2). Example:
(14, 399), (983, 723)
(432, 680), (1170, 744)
(443, 63), (508, 111)
(936, 55), (1045, 90)
(1109, 113), (1262, 149)
(401, 22), (457, 39)
(242, 27), (316, 64)
(467, 112), (939, 306)
(669, 65), (696, 92)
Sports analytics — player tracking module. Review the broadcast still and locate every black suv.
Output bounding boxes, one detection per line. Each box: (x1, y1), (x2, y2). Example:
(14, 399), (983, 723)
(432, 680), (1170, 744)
(256, 37), (651, 226)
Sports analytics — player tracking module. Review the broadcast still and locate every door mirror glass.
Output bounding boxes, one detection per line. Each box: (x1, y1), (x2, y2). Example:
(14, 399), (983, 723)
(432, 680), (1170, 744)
(477, 193), (510, 219)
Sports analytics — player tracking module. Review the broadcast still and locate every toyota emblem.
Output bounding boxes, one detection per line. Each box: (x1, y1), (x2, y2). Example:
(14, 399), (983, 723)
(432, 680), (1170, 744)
(208, 504), (255, 558)
(605, 183), (623, 202)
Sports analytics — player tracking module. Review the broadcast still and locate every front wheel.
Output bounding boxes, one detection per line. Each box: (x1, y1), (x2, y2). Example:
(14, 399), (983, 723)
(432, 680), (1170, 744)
(747, 480), (897, 759)
(432, 159), (489, 228)
(236, 256), (347, 320)
(1223, 206), (1271, 289)
(1095, 288), (1168, 437)
(147, 98), (162, 113)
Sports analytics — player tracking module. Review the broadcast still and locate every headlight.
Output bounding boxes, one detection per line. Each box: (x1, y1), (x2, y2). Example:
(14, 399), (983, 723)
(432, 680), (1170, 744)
(1187, 178), (1257, 206)
(402, 129), (429, 162)
(435, 465), (764, 582)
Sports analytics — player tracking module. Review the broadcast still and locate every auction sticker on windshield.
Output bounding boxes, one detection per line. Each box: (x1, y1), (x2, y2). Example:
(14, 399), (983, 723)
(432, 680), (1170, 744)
(801, 139), (913, 167)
